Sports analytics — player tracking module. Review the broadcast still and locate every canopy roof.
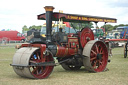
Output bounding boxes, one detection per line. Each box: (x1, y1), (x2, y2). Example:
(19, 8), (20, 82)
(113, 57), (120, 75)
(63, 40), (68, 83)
(38, 12), (117, 23)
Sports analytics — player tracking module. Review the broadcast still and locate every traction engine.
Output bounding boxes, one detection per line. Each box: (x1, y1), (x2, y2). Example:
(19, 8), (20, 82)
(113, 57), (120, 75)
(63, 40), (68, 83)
(11, 6), (117, 79)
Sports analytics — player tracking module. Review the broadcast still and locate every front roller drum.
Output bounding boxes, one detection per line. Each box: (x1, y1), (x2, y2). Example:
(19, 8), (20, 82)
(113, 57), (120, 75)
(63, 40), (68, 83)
(83, 40), (108, 72)
(12, 47), (54, 79)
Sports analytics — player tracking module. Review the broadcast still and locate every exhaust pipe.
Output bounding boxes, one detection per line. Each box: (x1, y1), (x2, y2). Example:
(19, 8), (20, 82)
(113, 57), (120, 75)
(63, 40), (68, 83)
(44, 6), (54, 43)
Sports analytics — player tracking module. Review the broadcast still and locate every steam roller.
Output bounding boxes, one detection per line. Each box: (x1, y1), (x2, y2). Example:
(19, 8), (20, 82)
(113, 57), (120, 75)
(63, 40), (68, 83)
(11, 6), (117, 79)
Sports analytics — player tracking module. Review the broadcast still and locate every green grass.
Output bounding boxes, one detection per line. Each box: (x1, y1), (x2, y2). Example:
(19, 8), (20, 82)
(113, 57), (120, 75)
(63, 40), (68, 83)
(0, 44), (128, 85)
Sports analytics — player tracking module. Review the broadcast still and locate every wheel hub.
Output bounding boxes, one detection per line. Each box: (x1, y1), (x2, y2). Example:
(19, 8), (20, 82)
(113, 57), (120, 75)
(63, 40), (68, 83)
(97, 53), (102, 60)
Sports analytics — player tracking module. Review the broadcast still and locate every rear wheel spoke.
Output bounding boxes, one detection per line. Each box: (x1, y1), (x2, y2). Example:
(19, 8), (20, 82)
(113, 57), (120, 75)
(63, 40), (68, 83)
(99, 47), (103, 54)
(99, 60), (102, 65)
(90, 57), (97, 61)
(93, 61), (97, 68)
(95, 44), (99, 53)
(91, 50), (97, 55)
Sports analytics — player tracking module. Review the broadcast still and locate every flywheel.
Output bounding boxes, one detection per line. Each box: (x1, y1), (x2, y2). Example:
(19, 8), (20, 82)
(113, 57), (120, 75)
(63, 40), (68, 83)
(82, 40), (108, 72)
(79, 28), (94, 48)
(12, 47), (54, 79)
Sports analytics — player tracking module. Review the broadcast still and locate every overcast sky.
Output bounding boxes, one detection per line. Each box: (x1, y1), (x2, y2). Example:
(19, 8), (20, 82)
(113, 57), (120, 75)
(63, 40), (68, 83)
(0, 0), (128, 32)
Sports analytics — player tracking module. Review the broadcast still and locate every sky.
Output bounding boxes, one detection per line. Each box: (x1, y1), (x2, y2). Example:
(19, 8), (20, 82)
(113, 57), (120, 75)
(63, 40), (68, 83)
(0, 0), (128, 33)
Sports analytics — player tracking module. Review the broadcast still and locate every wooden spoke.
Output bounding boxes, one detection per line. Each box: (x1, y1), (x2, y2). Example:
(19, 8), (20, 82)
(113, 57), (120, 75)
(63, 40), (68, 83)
(95, 44), (99, 53)
(30, 60), (37, 63)
(32, 67), (38, 74)
(90, 57), (97, 61)
(36, 52), (40, 60)
(36, 68), (39, 75)
(99, 47), (103, 54)
(91, 50), (97, 55)
(93, 61), (97, 68)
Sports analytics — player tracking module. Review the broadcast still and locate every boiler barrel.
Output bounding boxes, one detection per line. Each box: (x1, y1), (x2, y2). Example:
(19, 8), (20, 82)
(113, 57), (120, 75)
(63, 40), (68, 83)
(55, 45), (78, 57)
(48, 44), (78, 57)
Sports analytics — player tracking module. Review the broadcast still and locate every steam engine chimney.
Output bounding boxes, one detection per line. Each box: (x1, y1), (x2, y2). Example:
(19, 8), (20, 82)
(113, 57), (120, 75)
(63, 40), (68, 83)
(44, 6), (54, 43)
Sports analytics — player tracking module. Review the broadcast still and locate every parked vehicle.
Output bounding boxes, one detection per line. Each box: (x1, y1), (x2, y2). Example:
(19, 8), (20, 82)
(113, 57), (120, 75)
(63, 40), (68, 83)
(0, 31), (25, 42)
(106, 30), (120, 39)
(92, 28), (104, 38)
(116, 26), (128, 39)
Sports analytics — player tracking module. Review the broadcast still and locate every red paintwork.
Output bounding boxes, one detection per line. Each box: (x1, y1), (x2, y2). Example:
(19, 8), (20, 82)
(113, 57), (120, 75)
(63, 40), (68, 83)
(21, 44), (46, 61)
(68, 37), (79, 48)
(56, 45), (69, 57)
(79, 28), (94, 48)
(56, 45), (78, 57)
(67, 33), (74, 37)
(0, 31), (25, 41)
(90, 41), (108, 72)
(56, 37), (79, 57)
(21, 43), (54, 79)
(21, 40), (79, 58)
(108, 39), (127, 41)
(32, 54), (54, 79)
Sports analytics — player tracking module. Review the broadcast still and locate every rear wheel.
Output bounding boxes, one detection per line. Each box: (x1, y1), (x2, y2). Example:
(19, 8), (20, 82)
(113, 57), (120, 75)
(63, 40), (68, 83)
(83, 40), (108, 72)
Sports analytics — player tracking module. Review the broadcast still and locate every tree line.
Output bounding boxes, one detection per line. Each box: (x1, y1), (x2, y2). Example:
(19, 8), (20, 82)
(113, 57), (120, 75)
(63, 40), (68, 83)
(22, 23), (128, 33)
(22, 25), (42, 33)
(101, 24), (128, 32)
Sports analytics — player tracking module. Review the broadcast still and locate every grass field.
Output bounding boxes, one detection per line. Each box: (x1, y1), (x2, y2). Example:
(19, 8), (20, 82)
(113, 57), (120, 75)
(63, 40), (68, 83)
(0, 43), (128, 85)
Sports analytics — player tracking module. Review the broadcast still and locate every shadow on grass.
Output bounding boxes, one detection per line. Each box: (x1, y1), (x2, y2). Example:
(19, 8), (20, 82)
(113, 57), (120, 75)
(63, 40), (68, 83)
(54, 66), (110, 74)
(54, 67), (89, 73)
